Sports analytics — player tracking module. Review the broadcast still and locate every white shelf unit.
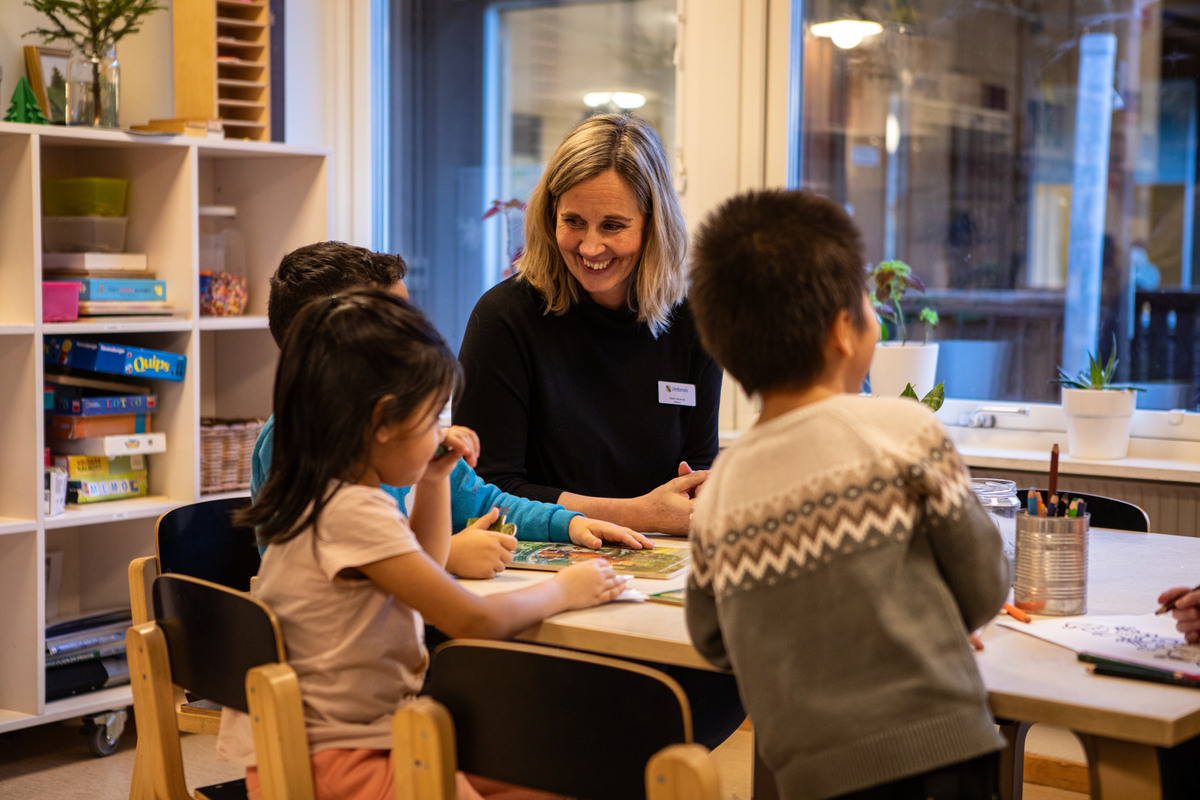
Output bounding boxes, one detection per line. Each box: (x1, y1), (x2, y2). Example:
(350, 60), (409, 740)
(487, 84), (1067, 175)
(0, 122), (327, 735)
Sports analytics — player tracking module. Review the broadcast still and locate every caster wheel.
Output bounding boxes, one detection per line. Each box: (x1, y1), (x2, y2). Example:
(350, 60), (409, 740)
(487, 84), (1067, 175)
(86, 723), (120, 757)
(81, 708), (127, 757)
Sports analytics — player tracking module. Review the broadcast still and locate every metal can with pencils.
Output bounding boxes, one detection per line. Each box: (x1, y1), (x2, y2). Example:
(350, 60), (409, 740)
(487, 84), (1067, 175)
(1013, 510), (1089, 616)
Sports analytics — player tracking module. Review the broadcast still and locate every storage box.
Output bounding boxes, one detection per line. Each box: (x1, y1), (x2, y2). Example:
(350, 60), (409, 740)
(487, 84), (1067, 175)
(53, 393), (157, 416)
(42, 216), (128, 253)
(64, 278), (166, 302)
(67, 470), (149, 504)
(42, 178), (128, 217)
(52, 432), (167, 457)
(42, 282), (81, 322)
(47, 413), (151, 440)
(53, 454), (147, 479)
(44, 337), (187, 382)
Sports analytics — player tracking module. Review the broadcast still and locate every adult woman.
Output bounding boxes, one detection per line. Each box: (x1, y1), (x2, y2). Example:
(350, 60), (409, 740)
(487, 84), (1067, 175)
(454, 114), (720, 535)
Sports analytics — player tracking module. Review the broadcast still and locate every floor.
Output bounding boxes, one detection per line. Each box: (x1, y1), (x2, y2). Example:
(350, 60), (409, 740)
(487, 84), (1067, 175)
(0, 715), (1087, 800)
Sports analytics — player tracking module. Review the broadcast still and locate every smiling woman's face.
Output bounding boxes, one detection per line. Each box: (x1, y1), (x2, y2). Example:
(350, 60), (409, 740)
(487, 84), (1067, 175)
(555, 169), (645, 310)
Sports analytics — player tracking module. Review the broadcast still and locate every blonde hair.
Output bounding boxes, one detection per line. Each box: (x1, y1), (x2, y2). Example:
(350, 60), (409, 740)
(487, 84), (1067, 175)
(516, 114), (688, 336)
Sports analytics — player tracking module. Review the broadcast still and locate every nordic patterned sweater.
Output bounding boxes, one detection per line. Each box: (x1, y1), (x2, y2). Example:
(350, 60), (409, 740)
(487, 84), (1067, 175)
(686, 395), (1009, 800)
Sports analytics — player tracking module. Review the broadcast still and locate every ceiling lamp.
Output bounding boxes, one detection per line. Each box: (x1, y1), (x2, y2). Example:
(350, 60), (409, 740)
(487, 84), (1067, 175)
(811, 18), (882, 49)
(583, 91), (647, 110)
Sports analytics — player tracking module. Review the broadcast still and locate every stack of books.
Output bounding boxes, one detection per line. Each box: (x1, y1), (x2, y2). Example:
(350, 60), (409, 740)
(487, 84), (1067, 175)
(44, 608), (132, 701)
(42, 252), (175, 318)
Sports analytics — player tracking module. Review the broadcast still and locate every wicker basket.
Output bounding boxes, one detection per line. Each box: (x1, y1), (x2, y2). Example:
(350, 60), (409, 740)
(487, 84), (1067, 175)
(200, 418), (264, 494)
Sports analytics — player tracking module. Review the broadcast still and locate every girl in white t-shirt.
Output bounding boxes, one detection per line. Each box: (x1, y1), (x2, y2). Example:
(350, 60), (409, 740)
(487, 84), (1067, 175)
(217, 289), (626, 800)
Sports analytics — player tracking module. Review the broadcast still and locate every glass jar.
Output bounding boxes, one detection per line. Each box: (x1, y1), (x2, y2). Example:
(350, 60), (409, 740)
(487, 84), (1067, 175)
(66, 42), (119, 128)
(971, 478), (1020, 575)
(199, 206), (248, 316)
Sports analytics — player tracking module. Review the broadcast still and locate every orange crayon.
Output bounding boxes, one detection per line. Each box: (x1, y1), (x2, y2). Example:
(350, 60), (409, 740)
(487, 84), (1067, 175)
(1003, 602), (1033, 623)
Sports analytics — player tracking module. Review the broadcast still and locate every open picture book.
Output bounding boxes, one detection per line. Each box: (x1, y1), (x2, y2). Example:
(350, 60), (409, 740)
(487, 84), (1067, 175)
(508, 542), (691, 579)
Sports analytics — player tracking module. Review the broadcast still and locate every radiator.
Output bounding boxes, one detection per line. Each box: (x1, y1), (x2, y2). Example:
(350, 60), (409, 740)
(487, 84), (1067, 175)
(970, 468), (1200, 538)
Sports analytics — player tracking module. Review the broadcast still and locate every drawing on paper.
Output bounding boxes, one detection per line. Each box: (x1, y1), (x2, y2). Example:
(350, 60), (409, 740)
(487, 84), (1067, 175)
(996, 613), (1200, 672)
(1059, 620), (1200, 667)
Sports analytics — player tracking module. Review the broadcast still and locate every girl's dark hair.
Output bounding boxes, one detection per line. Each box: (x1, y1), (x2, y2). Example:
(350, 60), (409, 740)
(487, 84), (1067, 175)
(240, 288), (461, 545)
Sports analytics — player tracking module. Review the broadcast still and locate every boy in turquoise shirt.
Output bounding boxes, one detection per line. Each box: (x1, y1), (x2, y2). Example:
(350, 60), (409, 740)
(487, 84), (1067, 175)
(254, 241), (650, 577)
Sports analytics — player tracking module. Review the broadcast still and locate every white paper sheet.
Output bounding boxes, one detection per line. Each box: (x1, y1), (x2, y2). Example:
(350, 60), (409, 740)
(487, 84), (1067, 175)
(996, 613), (1200, 672)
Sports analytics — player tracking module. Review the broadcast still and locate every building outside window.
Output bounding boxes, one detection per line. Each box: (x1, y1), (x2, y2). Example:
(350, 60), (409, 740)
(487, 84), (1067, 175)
(798, 0), (1200, 409)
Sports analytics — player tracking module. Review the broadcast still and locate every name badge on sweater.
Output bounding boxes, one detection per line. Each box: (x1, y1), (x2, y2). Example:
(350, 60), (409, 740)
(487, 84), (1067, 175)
(658, 381), (696, 407)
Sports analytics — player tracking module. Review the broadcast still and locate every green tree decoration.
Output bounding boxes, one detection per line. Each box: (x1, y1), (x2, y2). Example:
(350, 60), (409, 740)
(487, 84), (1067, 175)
(5, 76), (51, 124)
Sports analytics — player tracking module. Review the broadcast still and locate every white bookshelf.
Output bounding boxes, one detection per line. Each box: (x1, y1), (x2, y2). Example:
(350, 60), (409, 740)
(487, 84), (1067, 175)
(0, 122), (327, 734)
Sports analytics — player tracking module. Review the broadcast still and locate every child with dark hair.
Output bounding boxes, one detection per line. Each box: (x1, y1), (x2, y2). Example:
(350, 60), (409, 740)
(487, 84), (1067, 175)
(218, 289), (627, 799)
(686, 189), (1010, 800)
(255, 242), (650, 579)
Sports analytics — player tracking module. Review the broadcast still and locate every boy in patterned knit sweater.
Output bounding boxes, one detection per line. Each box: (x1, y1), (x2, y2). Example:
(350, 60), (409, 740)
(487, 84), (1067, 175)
(685, 189), (1010, 800)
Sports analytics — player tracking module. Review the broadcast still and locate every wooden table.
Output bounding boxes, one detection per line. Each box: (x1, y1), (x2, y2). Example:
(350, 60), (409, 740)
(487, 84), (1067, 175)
(461, 530), (1200, 799)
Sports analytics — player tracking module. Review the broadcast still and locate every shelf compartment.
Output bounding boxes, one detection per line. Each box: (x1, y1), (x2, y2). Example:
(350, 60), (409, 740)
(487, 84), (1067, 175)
(43, 497), (176, 530)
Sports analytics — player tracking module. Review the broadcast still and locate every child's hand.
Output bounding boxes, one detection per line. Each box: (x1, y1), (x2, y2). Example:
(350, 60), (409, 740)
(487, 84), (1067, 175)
(422, 425), (481, 481)
(568, 515), (654, 550)
(445, 509), (518, 579)
(553, 560), (628, 609)
(1159, 586), (1200, 643)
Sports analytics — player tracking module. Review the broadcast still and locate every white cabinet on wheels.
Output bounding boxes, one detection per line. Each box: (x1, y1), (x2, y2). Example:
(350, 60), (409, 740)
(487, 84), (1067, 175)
(0, 122), (327, 751)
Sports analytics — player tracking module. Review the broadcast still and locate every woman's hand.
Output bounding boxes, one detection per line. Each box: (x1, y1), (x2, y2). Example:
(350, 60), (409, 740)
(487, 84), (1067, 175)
(568, 515), (654, 549)
(636, 467), (708, 535)
(552, 559), (629, 609)
(445, 508), (518, 579)
(1159, 586), (1200, 643)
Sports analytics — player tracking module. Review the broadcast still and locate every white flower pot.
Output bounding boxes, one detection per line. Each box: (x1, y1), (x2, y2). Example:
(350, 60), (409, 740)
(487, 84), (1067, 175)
(868, 342), (939, 398)
(1061, 388), (1137, 460)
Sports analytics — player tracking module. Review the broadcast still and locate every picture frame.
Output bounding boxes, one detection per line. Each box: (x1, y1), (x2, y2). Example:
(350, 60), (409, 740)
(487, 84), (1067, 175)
(25, 45), (71, 124)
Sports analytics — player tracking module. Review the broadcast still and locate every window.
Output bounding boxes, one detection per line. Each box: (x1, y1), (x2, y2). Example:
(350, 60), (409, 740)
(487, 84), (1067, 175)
(385, 0), (676, 352)
(797, 1), (1200, 410)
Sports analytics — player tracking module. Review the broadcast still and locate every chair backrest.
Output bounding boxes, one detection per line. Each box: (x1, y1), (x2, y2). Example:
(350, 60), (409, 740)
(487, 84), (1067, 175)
(1016, 489), (1149, 532)
(417, 640), (697, 800)
(156, 496), (260, 591)
(151, 573), (283, 712)
(128, 573), (312, 800)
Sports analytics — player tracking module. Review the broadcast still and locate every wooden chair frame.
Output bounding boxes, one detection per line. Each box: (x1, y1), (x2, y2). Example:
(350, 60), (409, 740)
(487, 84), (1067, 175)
(126, 573), (314, 800)
(128, 498), (259, 799)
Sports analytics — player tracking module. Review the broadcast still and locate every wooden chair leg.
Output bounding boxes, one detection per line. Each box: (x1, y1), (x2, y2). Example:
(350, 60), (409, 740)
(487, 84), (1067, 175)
(646, 743), (721, 800)
(393, 697), (457, 800)
(245, 663), (315, 800)
(996, 718), (1032, 800)
(128, 738), (152, 800)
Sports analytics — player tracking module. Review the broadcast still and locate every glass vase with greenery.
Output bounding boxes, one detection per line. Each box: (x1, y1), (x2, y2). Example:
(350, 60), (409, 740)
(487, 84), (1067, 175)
(24, 0), (164, 126)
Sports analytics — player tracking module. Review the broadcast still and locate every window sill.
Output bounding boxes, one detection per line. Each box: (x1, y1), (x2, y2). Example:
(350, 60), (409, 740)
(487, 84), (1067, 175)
(718, 397), (1200, 485)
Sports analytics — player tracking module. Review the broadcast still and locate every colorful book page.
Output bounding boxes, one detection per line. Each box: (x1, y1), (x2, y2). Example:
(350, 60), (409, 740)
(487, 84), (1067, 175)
(508, 542), (690, 579)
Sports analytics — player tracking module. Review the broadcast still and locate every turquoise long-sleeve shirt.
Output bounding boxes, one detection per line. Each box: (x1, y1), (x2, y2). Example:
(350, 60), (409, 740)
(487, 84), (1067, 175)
(251, 415), (578, 550)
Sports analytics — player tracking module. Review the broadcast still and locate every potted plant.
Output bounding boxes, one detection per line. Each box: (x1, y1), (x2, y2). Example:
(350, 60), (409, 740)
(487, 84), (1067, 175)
(1052, 336), (1142, 459)
(867, 259), (940, 398)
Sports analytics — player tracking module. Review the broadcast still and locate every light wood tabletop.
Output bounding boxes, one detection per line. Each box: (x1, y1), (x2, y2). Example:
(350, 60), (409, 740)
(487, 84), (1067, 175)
(460, 529), (1200, 799)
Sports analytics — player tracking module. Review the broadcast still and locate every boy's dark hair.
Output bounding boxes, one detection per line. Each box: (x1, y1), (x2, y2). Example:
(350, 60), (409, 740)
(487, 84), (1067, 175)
(242, 288), (461, 545)
(267, 241), (408, 346)
(689, 189), (868, 395)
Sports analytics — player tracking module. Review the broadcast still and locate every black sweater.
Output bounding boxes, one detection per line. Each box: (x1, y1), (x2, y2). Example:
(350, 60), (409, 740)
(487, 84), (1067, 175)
(453, 277), (721, 504)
